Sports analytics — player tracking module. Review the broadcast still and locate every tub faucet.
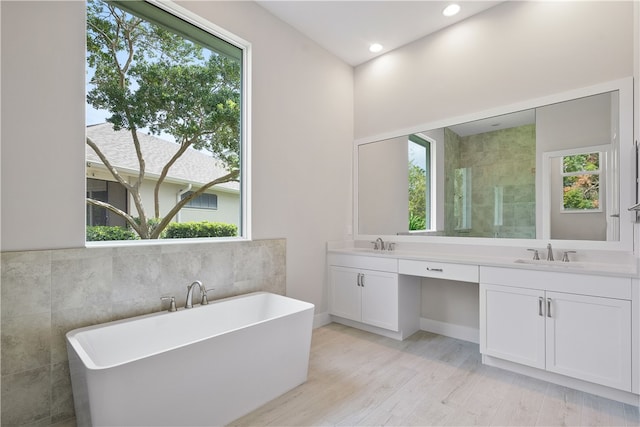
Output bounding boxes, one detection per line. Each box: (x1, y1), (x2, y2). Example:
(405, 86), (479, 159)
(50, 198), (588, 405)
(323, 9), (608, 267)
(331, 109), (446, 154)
(185, 280), (205, 309)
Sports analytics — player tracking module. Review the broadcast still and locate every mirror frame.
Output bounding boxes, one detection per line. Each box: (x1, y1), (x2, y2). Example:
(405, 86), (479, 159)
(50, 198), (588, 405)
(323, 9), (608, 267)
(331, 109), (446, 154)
(353, 77), (635, 251)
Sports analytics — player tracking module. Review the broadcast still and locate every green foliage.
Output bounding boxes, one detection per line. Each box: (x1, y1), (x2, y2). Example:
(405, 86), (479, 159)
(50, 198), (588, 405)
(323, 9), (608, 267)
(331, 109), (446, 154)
(409, 213), (426, 231)
(408, 163), (427, 230)
(86, 222), (237, 241)
(562, 152), (600, 210)
(130, 217), (167, 238)
(563, 153), (599, 173)
(563, 175), (600, 210)
(86, 0), (241, 163)
(164, 221), (237, 239)
(86, 226), (139, 241)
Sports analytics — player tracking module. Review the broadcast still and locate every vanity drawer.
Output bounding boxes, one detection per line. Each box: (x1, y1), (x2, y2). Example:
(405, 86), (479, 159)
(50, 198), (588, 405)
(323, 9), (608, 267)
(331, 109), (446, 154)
(399, 259), (479, 283)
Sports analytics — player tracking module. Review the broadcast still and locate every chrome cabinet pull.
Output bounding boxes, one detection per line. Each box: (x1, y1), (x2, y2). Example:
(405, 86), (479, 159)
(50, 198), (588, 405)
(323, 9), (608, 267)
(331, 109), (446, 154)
(361, 274), (365, 287)
(538, 297), (544, 316)
(547, 298), (552, 318)
(426, 267), (443, 272)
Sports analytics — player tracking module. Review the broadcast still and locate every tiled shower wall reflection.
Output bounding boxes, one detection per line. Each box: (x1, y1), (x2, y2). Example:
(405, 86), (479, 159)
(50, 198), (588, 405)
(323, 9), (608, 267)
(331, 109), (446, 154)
(445, 125), (536, 238)
(1, 239), (286, 426)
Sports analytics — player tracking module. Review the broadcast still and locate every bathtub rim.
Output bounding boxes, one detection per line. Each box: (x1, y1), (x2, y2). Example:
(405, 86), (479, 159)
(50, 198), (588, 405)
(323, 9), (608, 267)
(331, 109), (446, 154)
(66, 291), (315, 371)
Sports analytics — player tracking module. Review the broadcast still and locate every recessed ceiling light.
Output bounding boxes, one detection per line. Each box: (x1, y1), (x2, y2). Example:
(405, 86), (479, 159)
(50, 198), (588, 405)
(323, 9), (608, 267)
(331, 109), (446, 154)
(369, 43), (383, 53)
(442, 4), (461, 17)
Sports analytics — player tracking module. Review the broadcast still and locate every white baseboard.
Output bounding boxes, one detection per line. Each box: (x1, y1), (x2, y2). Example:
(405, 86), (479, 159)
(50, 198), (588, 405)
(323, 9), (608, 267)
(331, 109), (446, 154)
(315, 313), (479, 343)
(420, 317), (479, 344)
(313, 312), (332, 329)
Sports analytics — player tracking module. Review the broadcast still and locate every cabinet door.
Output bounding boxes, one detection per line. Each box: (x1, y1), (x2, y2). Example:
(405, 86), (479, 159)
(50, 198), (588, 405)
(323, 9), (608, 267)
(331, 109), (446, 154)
(546, 291), (631, 391)
(329, 266), (361, 321)
(480, 283), (545, 369)
(361, 271), (399, 331)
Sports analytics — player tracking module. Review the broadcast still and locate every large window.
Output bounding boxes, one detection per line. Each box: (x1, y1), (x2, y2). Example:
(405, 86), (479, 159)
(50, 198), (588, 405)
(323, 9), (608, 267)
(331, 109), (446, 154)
(86, 0), (246, 241)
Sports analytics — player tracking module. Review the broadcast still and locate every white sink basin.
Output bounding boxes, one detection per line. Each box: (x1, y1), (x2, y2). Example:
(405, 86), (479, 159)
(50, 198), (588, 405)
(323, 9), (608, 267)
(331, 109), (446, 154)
(514, 259), (584, 268)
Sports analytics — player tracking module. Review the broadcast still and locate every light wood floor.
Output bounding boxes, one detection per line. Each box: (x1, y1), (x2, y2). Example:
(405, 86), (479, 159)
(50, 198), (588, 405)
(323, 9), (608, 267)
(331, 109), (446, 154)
(231, 323), (640, 427)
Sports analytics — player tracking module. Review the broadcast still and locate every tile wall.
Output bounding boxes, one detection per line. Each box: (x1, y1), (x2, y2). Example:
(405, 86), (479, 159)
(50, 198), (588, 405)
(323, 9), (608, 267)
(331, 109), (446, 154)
(1, 238), (286, 426)
(445, 125), (536, 238)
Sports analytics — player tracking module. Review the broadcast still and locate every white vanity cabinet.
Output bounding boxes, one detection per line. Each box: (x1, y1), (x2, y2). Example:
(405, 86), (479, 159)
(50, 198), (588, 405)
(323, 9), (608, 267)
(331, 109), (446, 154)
(329, 265), (399, 330)
(328, 254), (420, 340)
(480, 267), (632, 392)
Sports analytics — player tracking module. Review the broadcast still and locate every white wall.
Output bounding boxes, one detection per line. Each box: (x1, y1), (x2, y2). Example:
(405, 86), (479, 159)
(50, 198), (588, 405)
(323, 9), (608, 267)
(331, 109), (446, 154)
(354, 1), (633, 141)
(1, 1), (86, 250)
(0, 1), (354, 314)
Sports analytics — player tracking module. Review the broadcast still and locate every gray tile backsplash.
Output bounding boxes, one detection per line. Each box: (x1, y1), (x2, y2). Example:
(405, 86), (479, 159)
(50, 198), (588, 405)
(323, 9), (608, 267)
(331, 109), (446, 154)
(1, 238), (286, 426)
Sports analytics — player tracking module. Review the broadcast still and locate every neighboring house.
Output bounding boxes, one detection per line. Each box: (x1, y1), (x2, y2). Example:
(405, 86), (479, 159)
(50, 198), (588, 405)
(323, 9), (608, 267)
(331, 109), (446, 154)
(86, 123), (240, 228)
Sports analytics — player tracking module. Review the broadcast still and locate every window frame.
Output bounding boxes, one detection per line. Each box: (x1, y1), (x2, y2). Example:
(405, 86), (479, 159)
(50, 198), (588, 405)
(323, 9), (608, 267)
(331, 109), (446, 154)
(408, 134), (433, 231)
(86, 0), (252, 244)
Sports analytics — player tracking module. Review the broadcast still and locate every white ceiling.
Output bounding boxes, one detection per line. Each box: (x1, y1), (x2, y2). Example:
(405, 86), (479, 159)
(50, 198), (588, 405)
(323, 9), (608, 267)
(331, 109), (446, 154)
(448, 109), (536, 137)
(256, 1), (503, 66)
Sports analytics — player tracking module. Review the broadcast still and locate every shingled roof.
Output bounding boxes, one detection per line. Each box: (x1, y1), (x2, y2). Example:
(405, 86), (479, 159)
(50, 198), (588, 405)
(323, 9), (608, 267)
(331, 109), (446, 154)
(86, 123), (238, 192)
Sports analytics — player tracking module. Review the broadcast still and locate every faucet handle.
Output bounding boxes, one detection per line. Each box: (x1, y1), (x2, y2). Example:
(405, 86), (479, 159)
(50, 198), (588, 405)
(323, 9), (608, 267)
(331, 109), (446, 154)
(527, 249), (540, 260)
(561, 250), (576, 262)
(201, 288), (215, 305)
(370, 241), (379, 250)
(387, 242), (396, 251)
(160, 296), (177, 312)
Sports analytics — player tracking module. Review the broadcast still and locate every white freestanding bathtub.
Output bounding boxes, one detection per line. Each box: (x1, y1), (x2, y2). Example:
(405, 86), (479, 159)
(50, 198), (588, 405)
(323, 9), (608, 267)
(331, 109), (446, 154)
(66, 292), (315, 426)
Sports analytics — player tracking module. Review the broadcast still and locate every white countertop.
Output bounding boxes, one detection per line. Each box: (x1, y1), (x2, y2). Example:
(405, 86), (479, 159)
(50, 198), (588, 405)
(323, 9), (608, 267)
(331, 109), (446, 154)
(328, 246), (640, 278)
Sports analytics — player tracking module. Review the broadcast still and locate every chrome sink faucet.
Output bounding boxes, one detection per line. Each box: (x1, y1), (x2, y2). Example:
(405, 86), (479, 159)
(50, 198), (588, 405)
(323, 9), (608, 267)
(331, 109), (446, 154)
(375, 237), (385, 251)
(546, 243), (554, 261)
(185, 280), (205, 309)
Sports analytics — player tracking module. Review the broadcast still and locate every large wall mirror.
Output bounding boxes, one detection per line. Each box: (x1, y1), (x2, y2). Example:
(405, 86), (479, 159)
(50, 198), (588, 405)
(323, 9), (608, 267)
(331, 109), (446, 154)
(355, 78), (634, 250)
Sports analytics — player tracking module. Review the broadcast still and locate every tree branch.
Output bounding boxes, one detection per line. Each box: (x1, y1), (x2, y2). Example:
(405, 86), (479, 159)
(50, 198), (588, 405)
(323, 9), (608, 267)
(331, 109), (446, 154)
(86, 198), (146, 238)
(153, 139), (192, 218)
(150, 169), (239, 238)
(86, 136), (134, 191)
(87, 133), (149, 235)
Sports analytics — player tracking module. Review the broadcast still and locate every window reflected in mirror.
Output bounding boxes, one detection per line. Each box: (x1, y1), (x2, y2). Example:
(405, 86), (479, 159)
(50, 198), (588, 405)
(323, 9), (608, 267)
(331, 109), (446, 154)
(561, 152), (601, 211)
(408, 135), (432, 231)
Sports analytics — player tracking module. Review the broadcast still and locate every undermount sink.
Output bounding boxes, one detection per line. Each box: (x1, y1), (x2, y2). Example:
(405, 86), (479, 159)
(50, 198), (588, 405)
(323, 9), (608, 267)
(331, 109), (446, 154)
(514, 259), (584, 268)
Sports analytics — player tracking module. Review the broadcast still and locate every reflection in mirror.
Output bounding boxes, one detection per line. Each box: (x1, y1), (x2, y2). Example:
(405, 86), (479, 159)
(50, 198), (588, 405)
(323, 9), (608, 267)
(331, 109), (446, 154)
(357, 89), (622, 242)
(545, 147), (611, 241)
(444, 112), (536, 238)
(539, 91), (619, 241)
